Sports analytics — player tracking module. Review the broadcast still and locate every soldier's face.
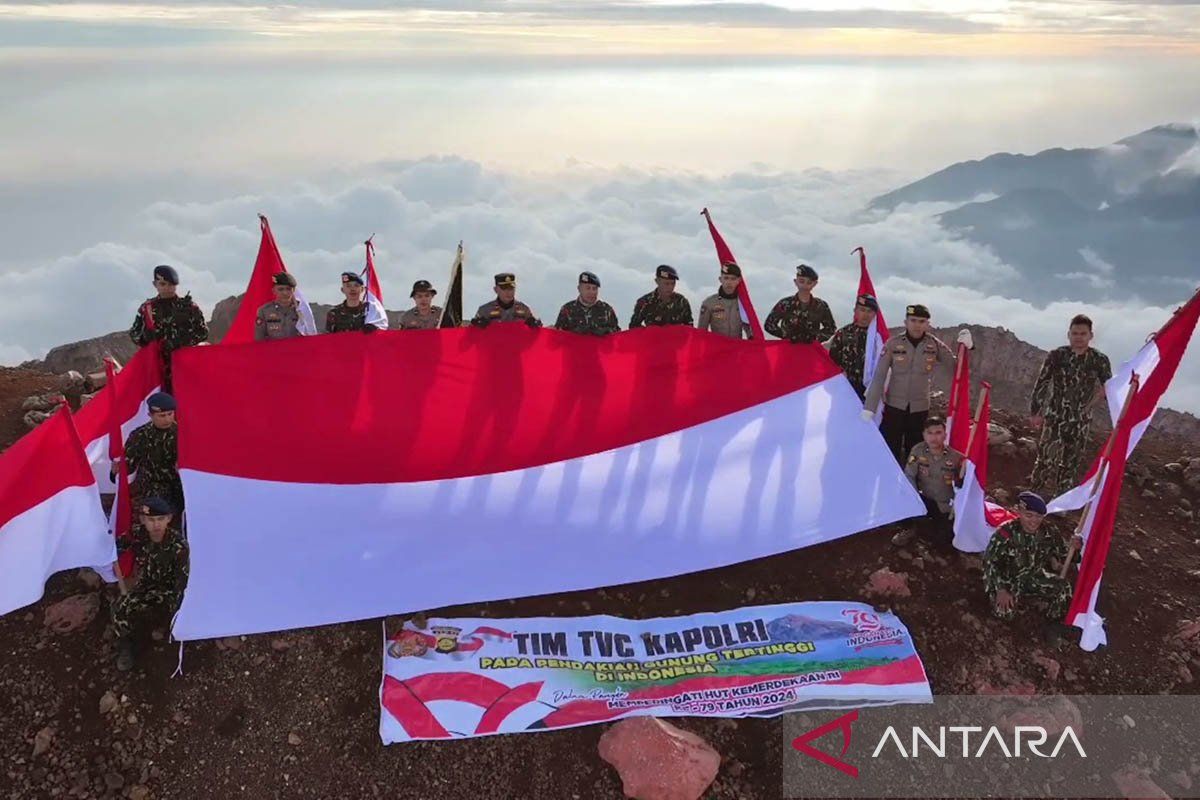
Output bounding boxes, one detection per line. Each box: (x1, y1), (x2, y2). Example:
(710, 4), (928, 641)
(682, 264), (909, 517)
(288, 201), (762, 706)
(153, 278), (176, 298)
(273, 285), (295, 304)
(141, 513), (172, 541)
(414, 290), (434, 309)
(719, 274), (741, 293)
(922, 425), (946, 449)
(1068, 324), (1093, 349)
(794, 276), (817, 294)
(579, 284), (599, 304)
(853, 304), (876, 327)
(342, 283), (364, 303)
(904, 316), (929, 337)
(655, 277), (676, 295)
(1018, 508), (1044, 533)
(150, 409), (175, 429)
(495, 286), (516, 304)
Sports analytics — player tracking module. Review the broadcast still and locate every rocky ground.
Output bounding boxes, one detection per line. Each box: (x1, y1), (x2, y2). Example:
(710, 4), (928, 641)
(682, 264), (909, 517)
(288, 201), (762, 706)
(1, 363), (1199, 800)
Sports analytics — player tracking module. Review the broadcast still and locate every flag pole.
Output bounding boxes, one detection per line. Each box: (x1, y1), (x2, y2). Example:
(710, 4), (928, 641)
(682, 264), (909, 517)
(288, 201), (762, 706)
(958, 382), (989, 480)
(948, 343), (968, 434)
(1059, 373), (1140, 578)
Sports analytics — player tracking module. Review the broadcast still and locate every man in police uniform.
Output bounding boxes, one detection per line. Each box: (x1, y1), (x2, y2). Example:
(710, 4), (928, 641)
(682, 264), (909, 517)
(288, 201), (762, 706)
(128, 264), (209, 393)
(123, 391), (183, 513)
(398, 280), (444, 330)
(554, 272), (620, 335)
(628, 265), (693, 328)
(471, 273), (541, 327)
(896, 415), (964, 548)
(325, 272), (371, 333)
(862, 304), (973, 464)
(255, 272), (306, 341)
(825, 293), (878, 400)
(697, 262), (752, 339)
(763, 264), (836, 343)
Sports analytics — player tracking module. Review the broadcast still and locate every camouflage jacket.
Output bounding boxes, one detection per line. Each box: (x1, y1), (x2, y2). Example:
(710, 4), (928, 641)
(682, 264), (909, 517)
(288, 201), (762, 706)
(828, 322), (869, 395)
(555, 299), (620, 336)
(763, 294), (836, 344)
(325, 301), (366, 333)
(125, 423), (182, 511)
(628, 291), (693, 328)
(697, 292), (751, 339)
(129, 295), (208, 354)
(982, 519), (1074, 596)
(472, 300), (540, 326)
(398, 307), (443, 330)
(118, 525), (189, 595)
(1030, 346), (1112, 420)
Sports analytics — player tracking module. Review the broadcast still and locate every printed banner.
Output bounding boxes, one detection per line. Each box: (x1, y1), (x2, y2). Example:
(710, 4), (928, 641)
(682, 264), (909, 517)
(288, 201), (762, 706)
(379, 602), (931, 743)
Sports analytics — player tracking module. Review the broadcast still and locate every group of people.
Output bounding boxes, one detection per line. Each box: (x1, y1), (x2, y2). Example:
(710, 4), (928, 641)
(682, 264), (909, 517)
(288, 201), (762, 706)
(109, 260), (1113, 668)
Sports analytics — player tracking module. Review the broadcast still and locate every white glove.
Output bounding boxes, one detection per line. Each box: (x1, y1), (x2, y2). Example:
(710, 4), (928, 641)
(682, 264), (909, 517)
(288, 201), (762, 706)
(957, 328), (974, 350)
(860, 408), (876, 422)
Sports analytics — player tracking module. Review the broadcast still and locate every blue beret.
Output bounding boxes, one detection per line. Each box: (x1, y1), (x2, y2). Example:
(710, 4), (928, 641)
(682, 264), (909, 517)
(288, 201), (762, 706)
(655, 265), (679, 280)
(146, 392), (176, 412)
(139, 496), (174, 516)
(341, 271), (363, 286)
(579, 271), (601, 287)
(153, 265), (179, 285)
(796, 264), (818, 280)
(1017, 491), (1047, 515)
(856, 294), (879, 312)
(273, 271), (297, 288)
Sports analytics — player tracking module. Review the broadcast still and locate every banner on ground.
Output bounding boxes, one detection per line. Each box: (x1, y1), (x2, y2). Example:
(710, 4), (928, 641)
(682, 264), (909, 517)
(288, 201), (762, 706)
(379, 601), (930, 742)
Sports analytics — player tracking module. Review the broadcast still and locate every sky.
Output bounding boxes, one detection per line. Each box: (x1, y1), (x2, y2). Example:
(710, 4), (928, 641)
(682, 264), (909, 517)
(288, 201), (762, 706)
(1, 0), (1198, 411)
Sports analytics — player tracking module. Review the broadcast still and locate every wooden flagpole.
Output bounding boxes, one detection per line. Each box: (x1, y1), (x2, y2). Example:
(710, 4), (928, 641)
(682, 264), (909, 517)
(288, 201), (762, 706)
(958, 382), (990, 481)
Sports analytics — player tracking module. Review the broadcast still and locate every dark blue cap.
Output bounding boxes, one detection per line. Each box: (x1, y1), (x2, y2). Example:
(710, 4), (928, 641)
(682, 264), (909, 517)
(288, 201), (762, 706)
(579, 271), (601, 287)
(153, 265), (179, 285)
(655, 265), (679, 281)
(795, 264), (818, 280)
(139, 496), (174, 516)
(146, 392), (176, 412)
(1017, 491), (1047, 515)
(341, 271), (363, 286)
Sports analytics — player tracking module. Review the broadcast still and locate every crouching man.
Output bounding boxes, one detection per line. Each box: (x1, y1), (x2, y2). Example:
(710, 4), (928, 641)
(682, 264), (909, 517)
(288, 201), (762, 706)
(111, 496), (189, 671)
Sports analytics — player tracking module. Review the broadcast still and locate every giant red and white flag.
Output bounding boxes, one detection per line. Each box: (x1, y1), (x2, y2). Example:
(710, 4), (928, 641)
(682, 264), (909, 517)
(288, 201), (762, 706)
(952, 383), (1017, 553)
(223, 215), (317, 343)
(73, 342), (163, 492)
(852, 248), (889, 416)
(171, 327), (924, 640)
(701, 208), (763, 339)
(945, 343), (971, 453)
(1049, 288), (1200, 513)
(0, 406), (113, 616)
(362, 237), (389, 330)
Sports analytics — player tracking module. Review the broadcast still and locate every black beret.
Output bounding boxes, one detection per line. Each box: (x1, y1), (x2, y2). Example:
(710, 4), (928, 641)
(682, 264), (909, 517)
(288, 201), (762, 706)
(579, 271), (601, 287)
(410, 279), (436, 298)
(273, 271), (297, 288)
(720, 262), (741, 278)
(795, 264), (819, 280)
(139, 496), (174, 517)
(655, 265), (679, 281)
(1017, 491), (1047, 515)
(906, 304), (931, 320)
(856, 294), (879, 312)
(341, 271), (363, 286)
(153, 265), (180, 285)
(494, 273), (516, 288)
(146, 392), (176, 412)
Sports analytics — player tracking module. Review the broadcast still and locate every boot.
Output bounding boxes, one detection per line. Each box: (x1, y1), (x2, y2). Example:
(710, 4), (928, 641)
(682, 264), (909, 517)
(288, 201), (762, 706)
(116, 638), (136, 672)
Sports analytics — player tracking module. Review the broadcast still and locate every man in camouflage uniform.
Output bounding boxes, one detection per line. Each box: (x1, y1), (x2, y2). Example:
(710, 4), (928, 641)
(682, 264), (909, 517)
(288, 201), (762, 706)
(697, 262), (752, 339)
(325, 272), (372, 333)
(398, 280), (443, 330)
(111, 496), (189, 671)
(983, 492), (1080, 639)
(896, 415), (964, 549)
(628, 265), (693, 328)
(1029, 314), (1113, 496)
(124, 392), (183, 513)
(863, 304), (974, 465)
(555, 272), (620, 335)
(255, 272), (306, 341)
(472, 273), (541, 327)
(129, 265), (209, 393)
(763, 264), (836, 343)
(825, 293), (878, 400)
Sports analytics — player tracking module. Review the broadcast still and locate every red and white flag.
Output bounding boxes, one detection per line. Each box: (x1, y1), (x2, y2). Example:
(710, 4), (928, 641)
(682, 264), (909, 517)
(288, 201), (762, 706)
(362, 237), (389, 330)
(171, 327), (923, 640)
(701, 208), (763, 339)
(945, 344), (971, 452)
(103, 359), (136, 582)
(1049, 287), (1200, 513)
(73, 341), (163, 492)
(222, 214), (317, 343)
(0, 406), (113, 616)
(952, 383), (1017, 552)
(852, 248), (890, 416)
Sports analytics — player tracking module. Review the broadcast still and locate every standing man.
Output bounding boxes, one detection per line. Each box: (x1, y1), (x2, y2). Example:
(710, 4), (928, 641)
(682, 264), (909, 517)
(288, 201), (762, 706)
(255, 272), (306, 341)
(110, 496), (189, 671)
(1029, 315), (1113, 496)
(697, 262), (752, 339)
(555, 272), (620, 335)
(897, 415), (964, 548)
(628, 265), (693, 328)
(398, 280), (444, 330)
(763, 264), (836, 343)
(124, 392), (183, 513)
(325, 272), (370, 333)
(862, 304), (973, 464)
(471, 273), (541, 327)
(129, 264), (209, 393)
(825, 293), (878, 400)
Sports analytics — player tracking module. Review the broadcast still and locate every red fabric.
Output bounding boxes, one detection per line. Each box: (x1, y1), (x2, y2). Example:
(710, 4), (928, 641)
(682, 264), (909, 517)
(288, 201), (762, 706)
(968, 381), (992, 490)
(379, 676), (451, 739)
(364, 238), (383, 304)
(222, 215), (291, 345)
(104, 360), (135, 578)
(74, 341), (163, 448)
(701, 209), (764, 340)
(139, 301), (156, 332)
(946, 343), (971, 453)
(173, 326), (841, 484)
(0, 407), (95, 530)
(853, 247), (889, 344)
(473, 681), (546, 734)
(827, 654), (927, 686)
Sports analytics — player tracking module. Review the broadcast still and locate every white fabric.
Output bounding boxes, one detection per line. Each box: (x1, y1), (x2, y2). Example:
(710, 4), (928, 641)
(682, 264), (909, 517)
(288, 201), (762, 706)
(1068, 464), (1111, 650)
(0, 485), (114, 616)
(864, 327), (886, 423)
(365, 289), (389, 329)
(294, 287), (319, 336)
(173, 377), (924, 640)
(952, 460), (991, 553)
(83, 395), (154, 493)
